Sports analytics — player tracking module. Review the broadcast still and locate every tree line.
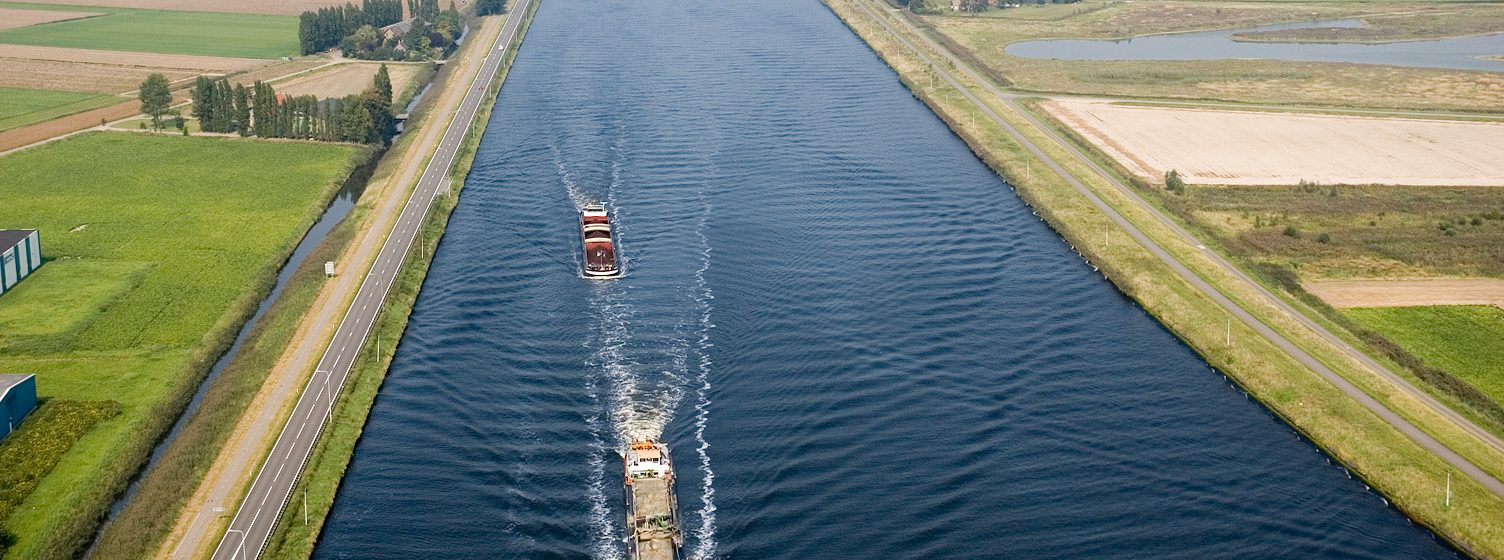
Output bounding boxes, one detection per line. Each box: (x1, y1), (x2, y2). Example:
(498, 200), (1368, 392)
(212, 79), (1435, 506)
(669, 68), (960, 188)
(187, 65), (395, 144)
(476, 0), (505, 15)
(300, 0), (463, 61)
(299, 0), (404, 55)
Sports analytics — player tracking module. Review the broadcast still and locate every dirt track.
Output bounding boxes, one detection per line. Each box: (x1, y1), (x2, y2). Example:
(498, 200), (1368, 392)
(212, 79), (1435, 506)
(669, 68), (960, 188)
(1307, 278), (1504, 308)
(1044, 99), (1504, 187)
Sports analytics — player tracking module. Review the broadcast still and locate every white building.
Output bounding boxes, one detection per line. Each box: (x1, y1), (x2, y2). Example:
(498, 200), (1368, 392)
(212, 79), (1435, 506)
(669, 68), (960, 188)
(0, 230), (41, 295)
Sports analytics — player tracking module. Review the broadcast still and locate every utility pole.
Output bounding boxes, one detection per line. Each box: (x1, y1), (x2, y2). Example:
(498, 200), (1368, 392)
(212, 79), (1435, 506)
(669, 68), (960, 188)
(1446, 471), (1451, 510)
(304, 488), (309, 525)
(1226, 318), (1231, 347)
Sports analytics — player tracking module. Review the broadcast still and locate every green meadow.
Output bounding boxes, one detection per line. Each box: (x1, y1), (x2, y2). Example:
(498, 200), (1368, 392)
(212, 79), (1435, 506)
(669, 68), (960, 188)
(1347, 305), (1504, 405)
(0, 132), (360, 559)
(0, 2), (297, 58)
(0, 87), (118, 132)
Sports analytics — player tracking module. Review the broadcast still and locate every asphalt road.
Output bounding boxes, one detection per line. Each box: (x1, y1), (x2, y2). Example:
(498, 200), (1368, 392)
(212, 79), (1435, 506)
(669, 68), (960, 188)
(847, 0), (1504, 497)
(208, 4), (533, 558)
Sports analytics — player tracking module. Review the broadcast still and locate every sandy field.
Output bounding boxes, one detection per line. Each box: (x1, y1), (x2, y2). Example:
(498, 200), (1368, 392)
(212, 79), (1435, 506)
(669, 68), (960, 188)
(0, 45), (265, 93)
(270, 62), (423, 99)
(6, 0), (355, 15)
(1043, 99), (1504, 187)
(1307, 278), (1504, 308)
(0, 7), (103, 30)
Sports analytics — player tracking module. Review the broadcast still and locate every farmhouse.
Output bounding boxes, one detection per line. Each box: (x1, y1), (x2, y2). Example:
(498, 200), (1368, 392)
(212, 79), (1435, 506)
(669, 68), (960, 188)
(0, 229), (41, 295)
(1, 374), (37, 439)
(380, 18), (414, 40)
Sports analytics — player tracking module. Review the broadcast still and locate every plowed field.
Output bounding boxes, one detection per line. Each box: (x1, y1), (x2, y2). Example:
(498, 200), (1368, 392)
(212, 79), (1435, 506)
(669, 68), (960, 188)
(0, 7), (101, 30)
(1308, 278), (1504, 308)
(1044, 99), (1504, 187)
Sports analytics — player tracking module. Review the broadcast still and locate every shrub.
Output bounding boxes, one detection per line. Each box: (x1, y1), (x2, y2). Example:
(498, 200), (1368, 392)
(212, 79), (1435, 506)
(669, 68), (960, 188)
(1317, 232), (1331, 244)
(0, 400), (121, 555)
(1282, 225), (1301, 238)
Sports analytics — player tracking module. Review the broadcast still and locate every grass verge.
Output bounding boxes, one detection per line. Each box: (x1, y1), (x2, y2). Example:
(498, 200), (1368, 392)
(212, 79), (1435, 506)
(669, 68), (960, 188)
(260, 2), (536, 556)
(825, 0), (1504, 556)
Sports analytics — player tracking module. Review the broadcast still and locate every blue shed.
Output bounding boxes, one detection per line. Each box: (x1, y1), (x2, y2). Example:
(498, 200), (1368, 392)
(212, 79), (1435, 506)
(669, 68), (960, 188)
(1, 374), (38, 439)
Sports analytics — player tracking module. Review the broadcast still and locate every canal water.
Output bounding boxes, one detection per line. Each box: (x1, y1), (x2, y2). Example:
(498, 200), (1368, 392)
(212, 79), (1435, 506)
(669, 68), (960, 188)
(1006, 19), (1504, 72)
(313, 0), (1461, 558)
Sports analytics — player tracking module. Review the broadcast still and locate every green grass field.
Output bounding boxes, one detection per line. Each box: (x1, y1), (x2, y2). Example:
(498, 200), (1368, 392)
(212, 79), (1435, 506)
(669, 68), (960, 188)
(0, 2), (297, 58)
(1347, 306), (1504, 405)
(0, 86), (117, 132)
(0, 132), (359, 559)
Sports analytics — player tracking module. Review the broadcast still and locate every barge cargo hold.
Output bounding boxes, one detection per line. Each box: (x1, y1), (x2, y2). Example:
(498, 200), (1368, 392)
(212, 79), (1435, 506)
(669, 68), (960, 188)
(624, 439), (683, 560)
(580, 203), (622, 278)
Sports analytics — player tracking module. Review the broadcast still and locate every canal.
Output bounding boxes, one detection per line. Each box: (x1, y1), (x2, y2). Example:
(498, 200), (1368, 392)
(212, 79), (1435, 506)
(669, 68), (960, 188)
(313, 0), (1460, 557)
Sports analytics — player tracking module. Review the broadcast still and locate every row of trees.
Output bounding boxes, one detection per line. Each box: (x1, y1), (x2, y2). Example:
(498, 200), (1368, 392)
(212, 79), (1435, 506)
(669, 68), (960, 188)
(191, 76), (251, 134)
(188, 65), (395, 144)
(298, 0), (405, 55)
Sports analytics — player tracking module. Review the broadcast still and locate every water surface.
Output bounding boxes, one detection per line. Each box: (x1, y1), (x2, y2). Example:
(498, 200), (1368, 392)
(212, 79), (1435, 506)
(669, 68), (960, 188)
(1007, 19), (1504, 72)
(314, 1), (1461, 558)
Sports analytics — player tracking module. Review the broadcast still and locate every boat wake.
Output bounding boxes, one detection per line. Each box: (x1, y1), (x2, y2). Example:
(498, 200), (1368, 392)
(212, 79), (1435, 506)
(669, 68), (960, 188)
(560, 132), (720, 558)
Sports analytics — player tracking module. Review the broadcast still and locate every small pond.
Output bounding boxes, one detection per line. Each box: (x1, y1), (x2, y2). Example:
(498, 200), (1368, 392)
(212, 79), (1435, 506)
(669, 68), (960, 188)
(1005, 19), (1504, 72)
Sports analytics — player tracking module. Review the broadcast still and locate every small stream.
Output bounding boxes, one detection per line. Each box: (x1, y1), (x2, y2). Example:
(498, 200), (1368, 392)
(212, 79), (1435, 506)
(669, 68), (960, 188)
(1006, 19), (1504, 72)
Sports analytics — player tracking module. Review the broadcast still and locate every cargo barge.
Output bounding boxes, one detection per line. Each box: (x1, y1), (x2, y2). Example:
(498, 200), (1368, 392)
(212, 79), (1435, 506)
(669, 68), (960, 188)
(623, 439), (683, 560)
(580, 203), (622, 278)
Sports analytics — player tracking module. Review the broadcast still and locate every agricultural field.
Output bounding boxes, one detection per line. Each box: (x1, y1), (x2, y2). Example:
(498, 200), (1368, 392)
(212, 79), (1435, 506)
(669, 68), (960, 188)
(0, 45), (264, 94)
(13, 0), (368, 15)
(1308, 278), (1504, 308)
(0, 132), (361, 558)
(0, 6), (99, 29)
(272, 62), (426, 99)
(921, 0), (1504, 111)
(1041, 98), (1504, 186)
(0, 2), (299, 58)
(0, 86), (116, 132)
(1347, 305), (1504, 405)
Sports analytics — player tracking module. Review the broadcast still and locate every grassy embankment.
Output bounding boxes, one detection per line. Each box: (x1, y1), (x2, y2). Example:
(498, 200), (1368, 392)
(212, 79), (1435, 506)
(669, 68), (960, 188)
(826, 0), (1504, 556)
(0, 86), (117, 132)
(262, 1), (537, 556)
(917, 0), (1504, 112)
(1013, 97), (1504, 438)
(89, 33), (443, 560)
(0, 132), (365, 559)
(0, 1), (296, 58)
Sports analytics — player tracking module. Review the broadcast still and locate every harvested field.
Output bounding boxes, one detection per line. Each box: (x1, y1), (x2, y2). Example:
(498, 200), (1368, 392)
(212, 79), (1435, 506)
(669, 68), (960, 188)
(0, 7), (101, 30)
(0, 46), (264, 93)
(0, 44), (262, 71)
(1043, 98), (1504, 186)
(1308, 278), (1504, 309)
(272, 62), (424, 99)
(8, 0), (373, 16)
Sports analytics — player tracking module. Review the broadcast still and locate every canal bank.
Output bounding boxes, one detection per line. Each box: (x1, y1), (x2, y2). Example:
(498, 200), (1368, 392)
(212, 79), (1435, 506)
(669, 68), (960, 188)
(824, 0), (1504, 556)
(257, 0), (539, 555)
(315, 0), (1462, 557)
